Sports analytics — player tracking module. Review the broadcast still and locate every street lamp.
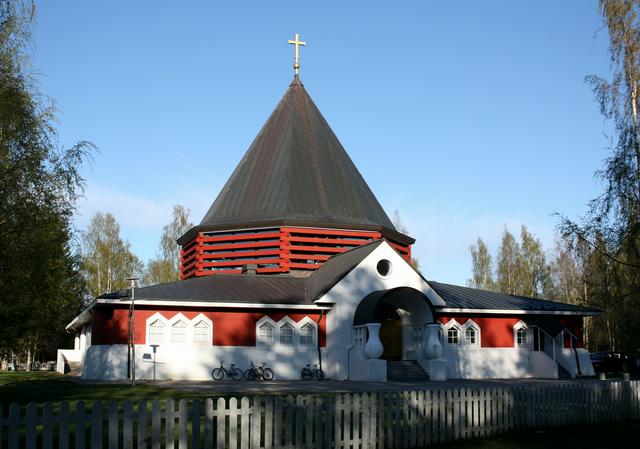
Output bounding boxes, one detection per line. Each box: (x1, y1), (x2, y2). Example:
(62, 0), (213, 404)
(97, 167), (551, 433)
(126, 276), (139, 386)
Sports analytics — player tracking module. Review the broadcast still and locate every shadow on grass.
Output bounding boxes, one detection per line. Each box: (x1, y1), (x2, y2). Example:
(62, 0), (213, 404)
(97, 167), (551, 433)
(428, 421), (640, 449)
(0, 372), (224, 406)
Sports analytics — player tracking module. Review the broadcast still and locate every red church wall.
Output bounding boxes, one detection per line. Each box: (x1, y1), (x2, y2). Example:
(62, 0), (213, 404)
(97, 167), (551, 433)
(179, 226), (412, 279)
(560, 316), (584, 348)
(437, 315), (585, 348)
(91, 306), (327, 347)
(437, 315), (522, 348)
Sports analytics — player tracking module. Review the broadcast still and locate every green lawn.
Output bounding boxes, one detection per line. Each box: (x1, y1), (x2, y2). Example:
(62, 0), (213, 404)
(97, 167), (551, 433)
(0, 371), (220, 406)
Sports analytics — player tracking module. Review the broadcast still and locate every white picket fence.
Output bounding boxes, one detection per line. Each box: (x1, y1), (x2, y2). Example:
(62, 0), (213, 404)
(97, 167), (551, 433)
(1, 381), (639, 449)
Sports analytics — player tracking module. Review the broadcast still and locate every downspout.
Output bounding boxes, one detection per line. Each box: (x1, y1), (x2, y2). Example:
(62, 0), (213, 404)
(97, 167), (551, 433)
(315, 309), (324, 377)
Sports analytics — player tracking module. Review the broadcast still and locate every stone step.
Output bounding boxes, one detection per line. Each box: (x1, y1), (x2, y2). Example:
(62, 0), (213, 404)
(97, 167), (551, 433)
(65, 361), (82, 376)
(387, 360), (428, 381)
(557, 364), (572, 379)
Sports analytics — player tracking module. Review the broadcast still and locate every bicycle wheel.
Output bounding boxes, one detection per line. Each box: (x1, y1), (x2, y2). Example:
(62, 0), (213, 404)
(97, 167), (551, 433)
(315, 368), (326, 380)
(262, 368), (274, 381)
(244, 368), (256, 381)
(301, 368), (312, 380)
(230, 367), (243, 381)
(211, 367), (224, 380)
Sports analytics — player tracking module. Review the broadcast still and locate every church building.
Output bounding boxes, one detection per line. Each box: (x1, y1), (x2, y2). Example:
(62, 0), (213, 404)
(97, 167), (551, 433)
(58, 35), (599, 382)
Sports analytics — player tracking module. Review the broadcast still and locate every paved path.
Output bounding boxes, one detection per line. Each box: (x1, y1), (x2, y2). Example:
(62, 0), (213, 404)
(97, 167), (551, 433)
(73, 377), (613, 395)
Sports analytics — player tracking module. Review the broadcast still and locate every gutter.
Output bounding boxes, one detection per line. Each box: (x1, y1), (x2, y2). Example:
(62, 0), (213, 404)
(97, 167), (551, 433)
(436, 307), (600, 317)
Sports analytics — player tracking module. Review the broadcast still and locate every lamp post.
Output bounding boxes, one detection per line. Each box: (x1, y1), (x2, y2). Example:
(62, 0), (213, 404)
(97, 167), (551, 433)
(127, 277), (139, 386)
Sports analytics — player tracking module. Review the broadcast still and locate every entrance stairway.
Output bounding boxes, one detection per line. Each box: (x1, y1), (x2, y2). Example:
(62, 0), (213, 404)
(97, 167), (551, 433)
(65, 360), (82, 376)
(387, 360), (429, 382)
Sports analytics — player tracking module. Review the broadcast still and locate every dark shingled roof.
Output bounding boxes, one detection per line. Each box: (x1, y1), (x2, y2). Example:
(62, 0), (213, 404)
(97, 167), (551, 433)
(100, 240), (384, 305)
(428, 281), (600, 315)
(97, 242), (599, 316)
(178, 77), (412, 246)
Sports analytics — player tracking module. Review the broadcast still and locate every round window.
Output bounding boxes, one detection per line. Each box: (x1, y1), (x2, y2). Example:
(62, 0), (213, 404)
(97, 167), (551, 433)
(376, 259), (392, 277)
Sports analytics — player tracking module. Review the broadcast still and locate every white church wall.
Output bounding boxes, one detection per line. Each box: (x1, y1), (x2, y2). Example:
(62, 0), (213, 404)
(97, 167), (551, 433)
(441, 347), (558, 379)
(347, 349), (387, 381)
(82, 344), (326, 381)
(318, 241), (443, 381)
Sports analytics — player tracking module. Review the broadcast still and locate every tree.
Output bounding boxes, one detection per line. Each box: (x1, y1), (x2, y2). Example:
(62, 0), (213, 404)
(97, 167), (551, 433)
(559, 0), (640, 353)
(467, 238), (494, 291)
(0, 1), (94, 364)
(518, 226), (549, 298)
(391, 209), (421, 272)
(143, 204), (193, 285)
(80, 212), (143, 298)
(495, 227), (521, 295)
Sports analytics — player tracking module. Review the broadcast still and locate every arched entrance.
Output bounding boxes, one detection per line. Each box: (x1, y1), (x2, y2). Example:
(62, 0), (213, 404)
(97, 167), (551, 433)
(353, 287), (435, 362)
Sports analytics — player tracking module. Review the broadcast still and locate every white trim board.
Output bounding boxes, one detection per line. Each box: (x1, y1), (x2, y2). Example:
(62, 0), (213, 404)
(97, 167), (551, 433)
(65, 299), (331, 332)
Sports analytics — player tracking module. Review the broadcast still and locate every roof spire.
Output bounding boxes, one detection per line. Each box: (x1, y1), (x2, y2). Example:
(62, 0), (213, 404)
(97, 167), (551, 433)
(288, 33), (306, 76)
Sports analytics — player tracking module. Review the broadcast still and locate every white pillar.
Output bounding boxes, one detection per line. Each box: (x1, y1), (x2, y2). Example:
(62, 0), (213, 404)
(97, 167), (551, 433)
(74, 335), (80, 350)
(364, 323), (384, 359)
(425, 323), (443, 359)
(424, 323), (447, 381)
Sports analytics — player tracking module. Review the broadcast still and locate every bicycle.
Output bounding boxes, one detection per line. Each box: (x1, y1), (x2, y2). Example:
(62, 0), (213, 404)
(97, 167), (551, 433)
(243, 361), (275, 381)
(300, 363), (325, 380)
(211, 361), (243, 381)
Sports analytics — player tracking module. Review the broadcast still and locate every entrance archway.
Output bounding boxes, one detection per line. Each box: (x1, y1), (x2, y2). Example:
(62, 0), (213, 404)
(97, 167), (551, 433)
(353, 287), (435, 361)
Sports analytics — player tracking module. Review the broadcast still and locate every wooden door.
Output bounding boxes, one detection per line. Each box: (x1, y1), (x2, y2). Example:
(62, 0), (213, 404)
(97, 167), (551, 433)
(380, 320), (403, 360)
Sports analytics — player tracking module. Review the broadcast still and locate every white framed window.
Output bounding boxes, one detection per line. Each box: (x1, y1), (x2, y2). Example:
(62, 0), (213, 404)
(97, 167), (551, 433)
(193, 320), (210, 344)
(464, 327), (477, 345)
(149, 319), (166, 344)
(516, 328), (528, 346)
(171, 320), (188, 343)
(514, 321), (530, 349)
(258, 322), (274, 344)
(447, 327), (460, 345)
(300, 323), (315, 345)
(461, 320), (480, 347)
(280, 323), (294, 345)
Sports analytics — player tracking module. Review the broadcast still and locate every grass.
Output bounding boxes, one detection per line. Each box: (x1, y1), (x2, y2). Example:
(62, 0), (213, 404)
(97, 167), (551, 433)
(0, 371), (223, 406)
(429, 421), (640, 449)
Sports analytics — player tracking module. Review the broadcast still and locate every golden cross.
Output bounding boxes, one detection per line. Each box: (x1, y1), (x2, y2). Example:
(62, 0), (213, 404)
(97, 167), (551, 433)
(288, 33), (306, 75)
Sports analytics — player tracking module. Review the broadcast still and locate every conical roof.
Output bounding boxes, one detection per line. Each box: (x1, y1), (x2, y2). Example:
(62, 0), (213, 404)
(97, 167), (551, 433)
(179, 76), (413, 245)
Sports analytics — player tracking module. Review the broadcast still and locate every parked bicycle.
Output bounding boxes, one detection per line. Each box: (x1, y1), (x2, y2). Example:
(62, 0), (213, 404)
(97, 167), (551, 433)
(300, 363), (325, 380)
(211, 361), (243, 381)
(243, 361), (275, 381)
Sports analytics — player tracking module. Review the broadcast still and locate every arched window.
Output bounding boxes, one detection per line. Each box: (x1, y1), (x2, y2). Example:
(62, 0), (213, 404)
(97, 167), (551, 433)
(193, 320), (210, 344)
(447, 327), (460, 345)
(171, 320), (188, 343)
(279, 323), (294, 345)
(300, 323), (315, 346)
(258, 322), (274, 345)
(516, 327), (528, 347)
(465, 327), (477, 345)
(149, 319), (165, 344)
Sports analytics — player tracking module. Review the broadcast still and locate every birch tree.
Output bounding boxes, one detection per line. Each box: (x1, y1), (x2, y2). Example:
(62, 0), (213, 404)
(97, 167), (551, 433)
(467, 238), (494, 290)
(143, 204), (193, 285)
(81, 212), (142, 298)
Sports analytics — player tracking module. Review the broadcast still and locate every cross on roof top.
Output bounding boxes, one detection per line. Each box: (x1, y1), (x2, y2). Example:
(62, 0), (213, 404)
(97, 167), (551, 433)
(288, 33), (306, 75)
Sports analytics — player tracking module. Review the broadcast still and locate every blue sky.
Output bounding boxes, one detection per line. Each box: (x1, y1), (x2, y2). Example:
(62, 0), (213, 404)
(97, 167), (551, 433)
(33, 1), (611, 285)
